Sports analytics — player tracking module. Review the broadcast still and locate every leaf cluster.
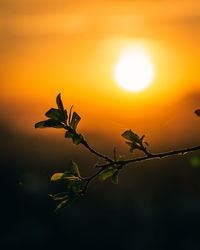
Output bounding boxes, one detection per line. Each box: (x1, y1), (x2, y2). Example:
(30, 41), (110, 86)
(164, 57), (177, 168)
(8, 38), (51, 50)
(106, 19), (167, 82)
(122, 129), (149, 153)
(35, 93), (84, 145)
(49, 160), (83, 211)
(34, 94), (200, 211)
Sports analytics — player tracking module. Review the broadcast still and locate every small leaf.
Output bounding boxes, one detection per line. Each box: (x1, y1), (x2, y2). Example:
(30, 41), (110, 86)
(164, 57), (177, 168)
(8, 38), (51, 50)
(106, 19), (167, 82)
(112, 171), (119, 184)
(49, 192), (68, 201)
(45, 108), (66, 122)
(51, 173), (64, 181)
(69, 160), (80, 177)
(68, 105), (73, 124)
(51, 172), (78, 182)
(35, 119), (65, 129)
(55, 199), (69, 211)
(195, 110), (200, 117)
(125, 141), (141, 152)
(65, 131), (74, 138)
(63, 176), (79, 181)
(98, 168), (116, 182)
(72, 134), (83, 145)
(122, 130), (140, 142)
(56, 93), (64, 110)
(70, 112), (81, 130)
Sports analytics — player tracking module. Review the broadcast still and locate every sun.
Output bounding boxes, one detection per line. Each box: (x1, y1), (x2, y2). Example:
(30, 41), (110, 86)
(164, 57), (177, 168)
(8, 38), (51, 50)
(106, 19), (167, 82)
(114, 49), (154, 92)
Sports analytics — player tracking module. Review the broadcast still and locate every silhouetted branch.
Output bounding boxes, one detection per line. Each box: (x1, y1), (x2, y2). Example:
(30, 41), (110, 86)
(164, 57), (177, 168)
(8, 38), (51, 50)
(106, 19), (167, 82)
(81, 139), (113, 163)
(35, 93), (200, 210)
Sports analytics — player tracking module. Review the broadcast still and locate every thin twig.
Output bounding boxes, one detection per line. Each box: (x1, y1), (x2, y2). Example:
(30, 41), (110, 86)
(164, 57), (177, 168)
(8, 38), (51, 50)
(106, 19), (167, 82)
(80, 145), (200, 194)
(81, 168), (105, 194)
(64, 125), (113, 163)
(96, 145), (200, 168)
(86, 168), (105, 182)
(81, 139), (113, 163)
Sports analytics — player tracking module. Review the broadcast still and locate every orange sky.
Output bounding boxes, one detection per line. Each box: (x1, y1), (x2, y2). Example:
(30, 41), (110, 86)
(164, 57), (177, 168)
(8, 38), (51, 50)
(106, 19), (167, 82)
(1, 0), (200, 150)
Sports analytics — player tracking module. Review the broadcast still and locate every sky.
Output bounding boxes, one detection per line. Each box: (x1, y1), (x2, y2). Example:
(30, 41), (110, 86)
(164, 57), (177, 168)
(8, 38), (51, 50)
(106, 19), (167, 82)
(1, 3), (200, 248)
(1, 0), (200, 150)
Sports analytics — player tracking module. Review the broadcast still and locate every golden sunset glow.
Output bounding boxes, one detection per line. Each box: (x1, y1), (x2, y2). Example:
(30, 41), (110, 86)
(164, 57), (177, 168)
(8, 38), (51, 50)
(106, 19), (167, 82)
(2, 1), (200, 244)
(114, 49), (154, 92)
(0, 0), (199, 146)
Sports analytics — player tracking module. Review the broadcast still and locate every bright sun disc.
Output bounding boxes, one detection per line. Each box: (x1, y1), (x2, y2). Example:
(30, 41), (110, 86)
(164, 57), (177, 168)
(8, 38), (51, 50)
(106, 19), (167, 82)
(114, 49), (154, 92)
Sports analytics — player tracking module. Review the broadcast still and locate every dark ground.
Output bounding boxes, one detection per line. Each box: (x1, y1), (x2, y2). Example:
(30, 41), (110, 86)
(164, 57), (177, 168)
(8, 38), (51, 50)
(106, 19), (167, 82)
(1, 125), (200, 250)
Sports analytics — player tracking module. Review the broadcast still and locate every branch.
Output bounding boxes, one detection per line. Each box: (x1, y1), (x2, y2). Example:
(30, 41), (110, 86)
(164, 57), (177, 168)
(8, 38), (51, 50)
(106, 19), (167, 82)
(97, 145), (200, 168)
(81, 168), (105, 194)
(35, 93), (200, 210)
(81, 139), (113, 163)
(79, 145), (200, 195)
(64, 124), (113, 163)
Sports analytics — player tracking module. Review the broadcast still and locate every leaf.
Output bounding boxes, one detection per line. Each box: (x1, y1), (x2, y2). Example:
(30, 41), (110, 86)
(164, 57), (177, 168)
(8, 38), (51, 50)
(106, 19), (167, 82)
(68, 105), (73, 124)
(98, 168), (116, 182)
(72, 134), (83, 145)
(125, 141), (140, 152)
(56, 93), (64, 110)
(70, 112), (81, 130)
(122, 130), (140, 142)
(112, 171), (119, 184)
(63, 172), (79, 180)
(51, 172), (78, 182)
(65, 131), (74, 138)
(127, 141), (140, 147)
(49, 192), (68, 201)
(69, 160), (80, 177)
(55, 197), (76, 211)
(55, 199), (69, 212)
(51, 173), (64, 181)
(45, 108), (66, 122)
(35, 119), (65, 129)
(113, 147), (117, 161)
(63, 176), (79, 181)
(195, 109), (200, 117)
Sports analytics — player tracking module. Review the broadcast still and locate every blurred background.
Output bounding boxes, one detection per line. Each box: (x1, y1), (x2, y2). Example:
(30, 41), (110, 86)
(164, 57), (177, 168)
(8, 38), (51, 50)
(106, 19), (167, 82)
(1, 0), (200, 249)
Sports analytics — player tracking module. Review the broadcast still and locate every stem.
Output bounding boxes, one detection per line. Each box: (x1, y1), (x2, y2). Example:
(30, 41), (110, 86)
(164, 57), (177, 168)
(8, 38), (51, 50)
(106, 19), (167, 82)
(81, 139), (113, 163)
(86, 168), (105, 181)
(141, 145), (152, 157)
(96, 145), (200, 168)
(81, 168), (104, 194)
(81, 144), (200, 195)
(64, 125), (113, 163)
